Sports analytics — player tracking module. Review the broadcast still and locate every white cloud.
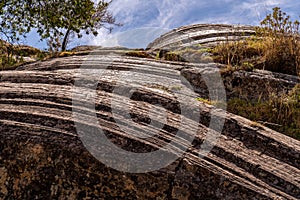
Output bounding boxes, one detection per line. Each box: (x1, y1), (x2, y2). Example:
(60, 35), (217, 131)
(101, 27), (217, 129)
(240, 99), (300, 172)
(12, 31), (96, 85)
(87, 0), (300, 48)
(147, 0), (195, 27)
(88, 27), (170, 48)
(23, 0), (300, 49)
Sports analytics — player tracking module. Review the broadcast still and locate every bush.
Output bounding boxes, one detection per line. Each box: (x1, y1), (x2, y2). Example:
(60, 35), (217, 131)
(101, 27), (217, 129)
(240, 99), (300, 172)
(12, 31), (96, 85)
(0, 40), (18, 70)
(164, 52), (187, 62)
(211, 39), (263, 67)
(0, 40), (45, 70)
(125, 51), (152, 59)
(212, 7), (300, 76)
(258, 7), (300, 75)
(157, 47), (213, 63)
(227, 84), (300, 140)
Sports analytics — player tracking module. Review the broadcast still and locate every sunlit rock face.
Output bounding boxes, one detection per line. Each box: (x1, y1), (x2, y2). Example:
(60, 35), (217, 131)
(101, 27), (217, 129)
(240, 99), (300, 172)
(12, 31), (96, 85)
(147, 24), (256, 50)
(146, 24), (299, 101)
(0, 24), (299, 199)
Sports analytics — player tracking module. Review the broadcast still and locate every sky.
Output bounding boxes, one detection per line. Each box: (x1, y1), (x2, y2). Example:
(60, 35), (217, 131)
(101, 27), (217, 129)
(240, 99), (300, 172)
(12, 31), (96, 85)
(22, 0), (300, 50)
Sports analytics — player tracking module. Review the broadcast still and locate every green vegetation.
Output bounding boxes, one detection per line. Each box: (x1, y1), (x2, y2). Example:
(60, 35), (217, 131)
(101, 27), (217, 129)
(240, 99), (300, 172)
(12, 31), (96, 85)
(211, 7), (300, 76)
(170, 85), (183, 91)
(0, 0), (118, 52)
(196, 97), (213, 105)
(0, 4), (299, 141)
(156, 47), (214, 63)
(164, 52), (187, 62)
(211, 38), (262, 69)
(0, 40), (18, 70)
(0, 40), (47, 70)
(212, 7), (300, 140)
(201, 8), (300, 140)
(0, 0), (118, 69)
(125, 51), (152, 59)
(227, 84), (300, 140)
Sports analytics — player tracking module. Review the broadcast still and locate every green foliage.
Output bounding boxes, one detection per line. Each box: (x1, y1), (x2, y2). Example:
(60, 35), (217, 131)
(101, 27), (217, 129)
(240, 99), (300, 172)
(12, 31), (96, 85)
(258, 7), (300, 75)
(0, 39), (46, 70)
(125, 51), (152, 58)
(259, 7), (300, 36)
(211, 39), (263, 68)
(227, 84), (300, 140)
(196, 97), (212, 105)
(0, 2), (25, 42)
(211, 7), (300, 76)
(0, 0), (118, 51)
(164, 52), (187, 62)
(0, 40), (19, 70)
(157, 47), (216, 63)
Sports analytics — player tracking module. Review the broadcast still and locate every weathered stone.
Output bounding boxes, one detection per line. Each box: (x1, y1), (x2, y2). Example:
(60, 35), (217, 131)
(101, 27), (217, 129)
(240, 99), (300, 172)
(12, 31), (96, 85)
(147, 24), (255, 49)
(0, 24), (299, 199)
(181, 67), (299, 101)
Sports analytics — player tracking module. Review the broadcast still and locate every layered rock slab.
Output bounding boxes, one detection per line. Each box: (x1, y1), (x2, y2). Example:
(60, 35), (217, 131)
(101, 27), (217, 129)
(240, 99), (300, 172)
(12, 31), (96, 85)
(0, 53), (299, 199)
(147, 24), (255, 49)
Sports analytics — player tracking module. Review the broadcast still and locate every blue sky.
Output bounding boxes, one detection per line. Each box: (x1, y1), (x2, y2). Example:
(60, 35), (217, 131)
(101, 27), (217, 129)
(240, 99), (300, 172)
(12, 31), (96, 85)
(22, 0), (300, 50)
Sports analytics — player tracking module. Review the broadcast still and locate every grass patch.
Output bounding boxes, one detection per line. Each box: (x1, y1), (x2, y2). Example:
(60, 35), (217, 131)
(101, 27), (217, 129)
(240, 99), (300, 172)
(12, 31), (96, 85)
(170, 85), (182, 91)
(196, 97), (213, 105)
(211, 38), (263, 69)
(156, 47), (214, 63)
(164, 52), (187, 62)
(0, 41), (48, 70)
(125, 51), (152, 59)
(227, 84), (300, 140)
(196, 97), (227, 108)
(211, 7), (300, 76)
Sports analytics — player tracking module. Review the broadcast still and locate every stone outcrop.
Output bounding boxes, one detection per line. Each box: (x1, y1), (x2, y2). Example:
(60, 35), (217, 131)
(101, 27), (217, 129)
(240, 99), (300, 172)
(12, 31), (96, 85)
(16, 54), (299, 101)
(0, 24), (300, 199)
(146, 24), (299, 100)
(181, 67), (299, 101)
(147, 24), (255, 49)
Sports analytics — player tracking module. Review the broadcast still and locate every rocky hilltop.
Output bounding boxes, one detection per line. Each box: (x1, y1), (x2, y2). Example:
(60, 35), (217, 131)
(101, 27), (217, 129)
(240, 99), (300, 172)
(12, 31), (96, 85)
(0, 24), (299, 199)
(147, 24), (255, 49)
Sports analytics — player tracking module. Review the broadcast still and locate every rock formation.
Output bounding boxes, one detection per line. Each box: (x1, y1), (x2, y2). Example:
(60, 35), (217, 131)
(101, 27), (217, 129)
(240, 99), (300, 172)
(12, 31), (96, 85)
(147, 24), (255, 49)
(0, 24), (299, 199)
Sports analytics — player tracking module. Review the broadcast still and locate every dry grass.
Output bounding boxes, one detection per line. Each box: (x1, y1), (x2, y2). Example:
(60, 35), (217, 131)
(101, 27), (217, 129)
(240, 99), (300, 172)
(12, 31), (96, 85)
(125, 51), (152, 59)
(212, 7), (300, 76)
(212, 37), (300, 76)
(156, 46), (214, 63)
(259, 36), (300, 75)
(227, 84), (300, 140)
(0, 41), (47, 70)
(211, 38), (263, 67)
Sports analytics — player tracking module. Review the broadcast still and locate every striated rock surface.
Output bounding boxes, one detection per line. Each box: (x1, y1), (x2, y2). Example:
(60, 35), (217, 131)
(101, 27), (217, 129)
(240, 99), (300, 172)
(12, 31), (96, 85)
(147, 24), (255, 50)
(146, 24), (299, 100)
(181, 67), (299, 101)
(16, 54), (299, 101)
(0, 24), (300, 199)
(0, 52), (299, 199)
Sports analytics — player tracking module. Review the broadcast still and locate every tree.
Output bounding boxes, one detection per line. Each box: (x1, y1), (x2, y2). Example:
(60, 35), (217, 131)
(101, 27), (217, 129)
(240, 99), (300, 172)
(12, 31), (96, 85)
(0, 1), (28, 42)
(0, 0), (118, 51)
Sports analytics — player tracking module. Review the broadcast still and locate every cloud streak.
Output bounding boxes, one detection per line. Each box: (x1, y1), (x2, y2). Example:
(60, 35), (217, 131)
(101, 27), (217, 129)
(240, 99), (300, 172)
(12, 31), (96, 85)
(56, 1), (300, 48)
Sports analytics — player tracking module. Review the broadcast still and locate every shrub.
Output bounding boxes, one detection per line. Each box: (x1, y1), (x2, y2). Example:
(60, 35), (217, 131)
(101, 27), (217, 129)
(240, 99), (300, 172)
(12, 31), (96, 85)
(211, 39), (263, 67)
(125, 51), (152, 59)
(157, 47), (213, 63)
(0, 40), (46, 70)
(227, 84), (300, 140)
(258, 7), (300, 75)
(0, 40), (18, 70)
(212, 7), (300, 76)
(164, 52), (187, 62)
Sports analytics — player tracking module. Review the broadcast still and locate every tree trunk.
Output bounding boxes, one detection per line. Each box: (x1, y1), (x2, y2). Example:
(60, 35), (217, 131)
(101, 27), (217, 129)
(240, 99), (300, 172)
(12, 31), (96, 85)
(61, 29), (71, 52)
